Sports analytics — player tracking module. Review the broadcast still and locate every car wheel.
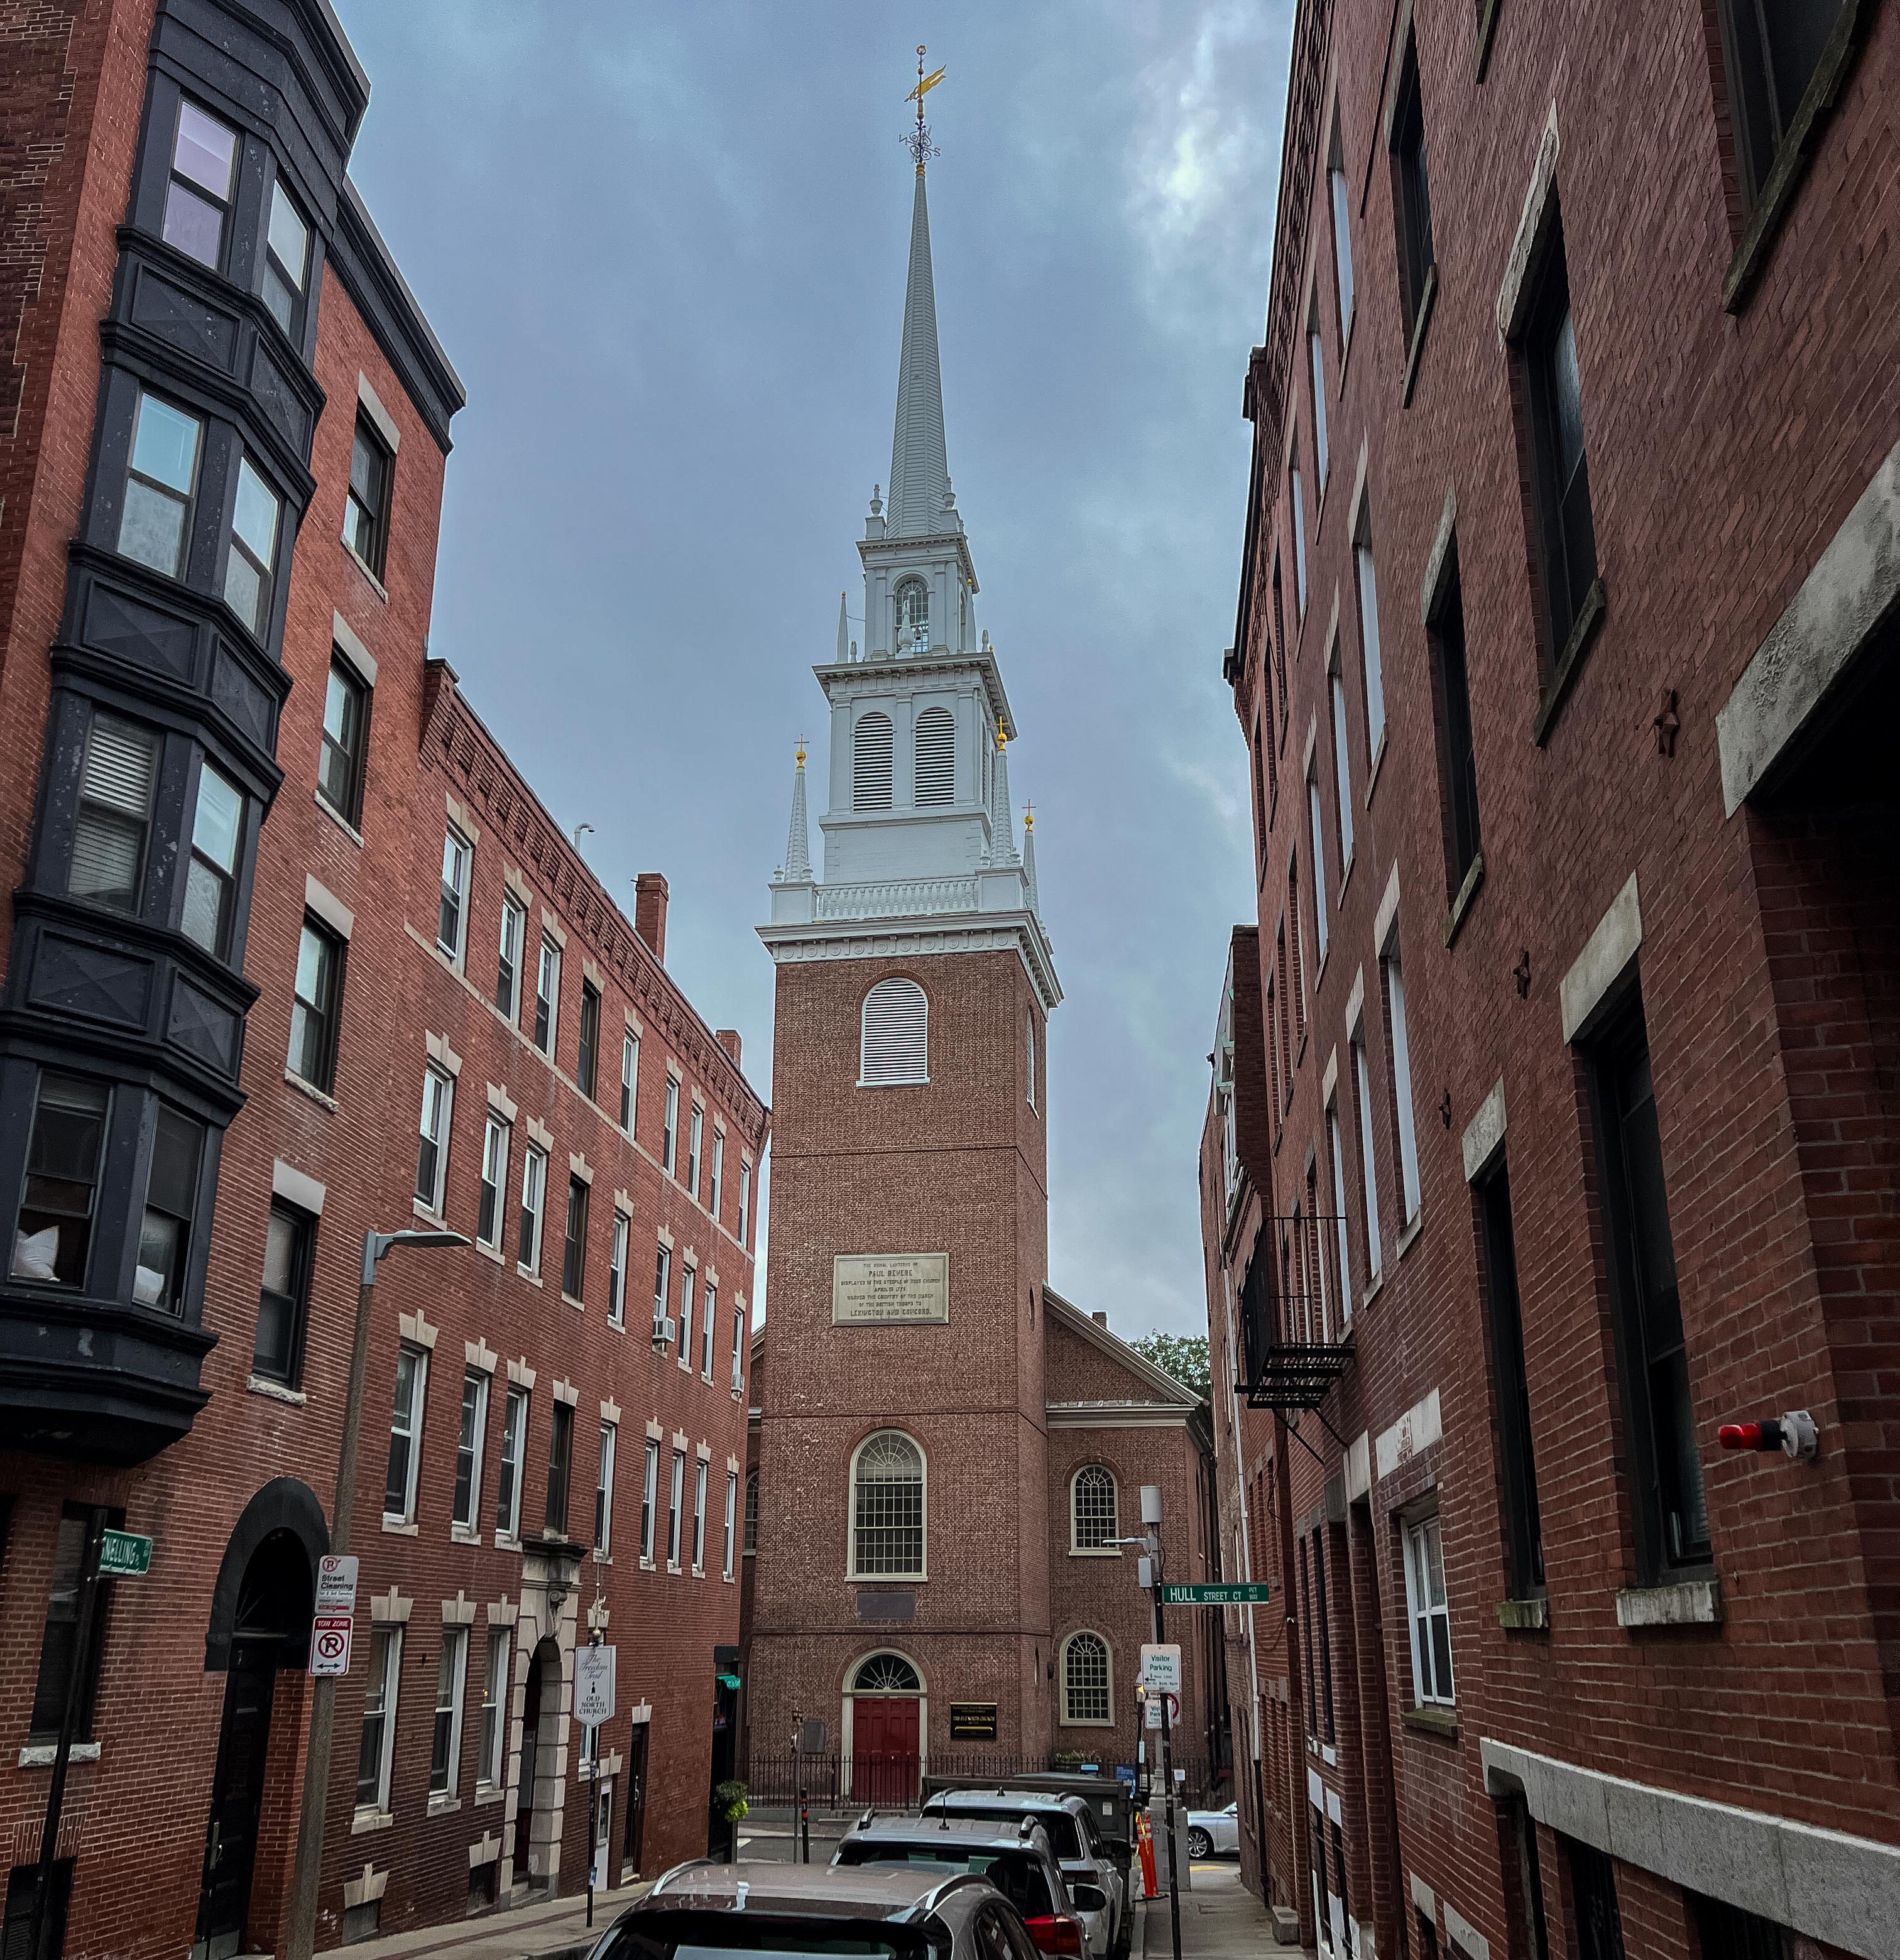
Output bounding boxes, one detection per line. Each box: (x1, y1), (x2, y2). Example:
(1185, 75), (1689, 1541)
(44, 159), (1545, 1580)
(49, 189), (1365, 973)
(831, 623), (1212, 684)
(1186, 1827), (1212, 1861)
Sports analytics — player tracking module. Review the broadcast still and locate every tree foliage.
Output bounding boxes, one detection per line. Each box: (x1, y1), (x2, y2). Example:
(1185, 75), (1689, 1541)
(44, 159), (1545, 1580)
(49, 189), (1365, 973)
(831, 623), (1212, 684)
(1130, 1330), (1211, 1400)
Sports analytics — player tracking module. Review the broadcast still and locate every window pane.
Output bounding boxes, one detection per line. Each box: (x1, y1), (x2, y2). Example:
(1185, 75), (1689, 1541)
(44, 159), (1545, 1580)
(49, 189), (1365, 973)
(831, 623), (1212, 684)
(161, 179), (224, 266)
(138, 1106), (204, 1310)
(267, 181), (310, 291)
(191, 763), (244, 874)
(14, 1076), (108, 1288)
(1550, 309), (1585, 486)
(173, 101), (236, 197)
(131, 393), (203, 495)
(222, 550), (260, 636)
(71, 717), (158, 910)
(232, 459), (280, 568)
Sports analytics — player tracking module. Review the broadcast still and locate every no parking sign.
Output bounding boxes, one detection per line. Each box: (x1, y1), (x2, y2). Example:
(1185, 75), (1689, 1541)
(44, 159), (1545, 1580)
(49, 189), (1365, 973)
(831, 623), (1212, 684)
(312, 1614), (352, 1676)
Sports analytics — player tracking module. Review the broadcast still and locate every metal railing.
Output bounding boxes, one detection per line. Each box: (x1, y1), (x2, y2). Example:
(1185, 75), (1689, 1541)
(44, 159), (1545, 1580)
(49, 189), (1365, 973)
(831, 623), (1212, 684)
(740, 1750), (1224, 1812)
(816, 876), (980, 922)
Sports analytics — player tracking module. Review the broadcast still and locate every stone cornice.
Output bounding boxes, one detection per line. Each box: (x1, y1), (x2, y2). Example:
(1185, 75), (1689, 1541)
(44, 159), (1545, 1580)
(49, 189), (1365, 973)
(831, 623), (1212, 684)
(758, 911), (1061, 1013)
(813, 646), (1016, 739)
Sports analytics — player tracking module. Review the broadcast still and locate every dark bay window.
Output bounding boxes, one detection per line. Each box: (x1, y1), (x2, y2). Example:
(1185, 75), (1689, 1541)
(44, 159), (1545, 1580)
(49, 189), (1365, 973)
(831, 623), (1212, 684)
(288, 918), (343, 1091)
(1427, 555), (1482, 895)
(534, 934), (559, 1054)
(136, 1104), (204, 1312)
(1590, 1000), (1710, 1577)
(182, 761), (244, 957)
(577, 981), (601, 1099)
(1390, 30), (1436, 344)
(346, 415), (393, 578)
(1520, 216), (1598, 660)
(545, 1400), (574, 1536)
(163, 99), (236, 269)
(253, 1202), (314, 1385)
(69, 715), (158, 915)
(30, 1509), (114, 1740)
(262, 178), (310, 336)
(223, 456), (281, 639)
(562, 1175), (589, 1300)
(11, 1074), (107, 1288)
(319, 657), (369, 825)
(1718, 0), (1850, 211)
(119, 391), (202, 578)
(1480, 1164), (1543, 1596)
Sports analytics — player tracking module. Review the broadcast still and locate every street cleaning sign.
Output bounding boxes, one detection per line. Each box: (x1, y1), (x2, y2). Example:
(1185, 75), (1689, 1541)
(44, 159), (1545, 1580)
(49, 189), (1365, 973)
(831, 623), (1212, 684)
(99, 1530), (153, 1577)
(1160, 1581), (1272, 1606)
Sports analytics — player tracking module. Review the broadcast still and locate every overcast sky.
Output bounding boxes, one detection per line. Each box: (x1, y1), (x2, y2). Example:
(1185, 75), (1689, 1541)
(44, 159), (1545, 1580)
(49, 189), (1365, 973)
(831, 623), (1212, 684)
(332, 1), (1291, 1341)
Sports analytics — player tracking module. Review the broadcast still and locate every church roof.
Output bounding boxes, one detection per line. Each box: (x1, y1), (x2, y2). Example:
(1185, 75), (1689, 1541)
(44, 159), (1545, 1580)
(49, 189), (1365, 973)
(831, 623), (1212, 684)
(885, 166), (952, 539)
(1042, 1288), (1206, 1409)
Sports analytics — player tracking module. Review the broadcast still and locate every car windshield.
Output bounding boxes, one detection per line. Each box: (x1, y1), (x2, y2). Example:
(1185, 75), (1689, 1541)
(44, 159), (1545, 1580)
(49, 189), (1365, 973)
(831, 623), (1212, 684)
(592, 1914), (934, 1960)
(925, 1809), (1083, 1861)
(836, 1846), (1055, 1920)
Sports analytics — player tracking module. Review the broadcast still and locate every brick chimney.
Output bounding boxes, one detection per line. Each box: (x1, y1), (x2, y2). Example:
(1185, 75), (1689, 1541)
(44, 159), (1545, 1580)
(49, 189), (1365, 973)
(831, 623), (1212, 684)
(1091, 1310), (1108, 1327)
(716, 1028), (742, 1067)
(634, 872), (669, 962)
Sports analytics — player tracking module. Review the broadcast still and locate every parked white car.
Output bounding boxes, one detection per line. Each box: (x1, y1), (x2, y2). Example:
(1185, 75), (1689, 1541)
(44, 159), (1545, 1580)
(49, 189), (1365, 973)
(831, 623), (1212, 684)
(1184, 1803), (1240, 1860)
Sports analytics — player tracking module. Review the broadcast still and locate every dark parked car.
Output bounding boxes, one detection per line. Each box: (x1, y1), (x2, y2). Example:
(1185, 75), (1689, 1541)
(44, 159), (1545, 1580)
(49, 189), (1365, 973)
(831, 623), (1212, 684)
(834, 1812), (1100, 1957)
(586, 1862), (1042, 1960)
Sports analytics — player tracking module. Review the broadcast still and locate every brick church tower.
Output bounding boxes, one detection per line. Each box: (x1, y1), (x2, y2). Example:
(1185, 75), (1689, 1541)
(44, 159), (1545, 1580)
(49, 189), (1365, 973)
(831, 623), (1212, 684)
(750, 114), (1063, 1790)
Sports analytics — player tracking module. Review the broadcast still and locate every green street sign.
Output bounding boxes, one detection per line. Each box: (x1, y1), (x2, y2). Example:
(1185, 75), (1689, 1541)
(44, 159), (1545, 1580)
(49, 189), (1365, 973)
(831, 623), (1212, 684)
(1161, 1581), (1270, 1606)
(99, 1530), (153, 1577)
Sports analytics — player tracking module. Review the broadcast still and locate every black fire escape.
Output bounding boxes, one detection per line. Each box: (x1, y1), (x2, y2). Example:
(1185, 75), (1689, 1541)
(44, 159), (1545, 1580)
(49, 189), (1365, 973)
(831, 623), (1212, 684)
(1235, 1216), (1353, 1460)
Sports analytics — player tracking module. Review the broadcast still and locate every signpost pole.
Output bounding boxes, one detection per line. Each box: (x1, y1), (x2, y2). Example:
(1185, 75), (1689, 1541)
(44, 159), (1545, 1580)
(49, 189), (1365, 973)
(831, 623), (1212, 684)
(1139, 1488), (1184, 1960)
(28, 1505), (107, 1960)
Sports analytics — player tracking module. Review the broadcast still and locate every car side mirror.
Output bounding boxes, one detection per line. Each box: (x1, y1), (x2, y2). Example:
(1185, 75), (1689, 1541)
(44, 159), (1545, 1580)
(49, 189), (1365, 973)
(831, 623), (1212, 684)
(1069, 1885), (1107, 1914)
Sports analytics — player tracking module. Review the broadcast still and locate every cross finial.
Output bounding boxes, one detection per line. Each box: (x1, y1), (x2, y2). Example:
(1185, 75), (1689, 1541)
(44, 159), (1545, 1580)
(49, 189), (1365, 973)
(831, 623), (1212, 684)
(795, 735), (807, 767)
(904, 45), (944, 173)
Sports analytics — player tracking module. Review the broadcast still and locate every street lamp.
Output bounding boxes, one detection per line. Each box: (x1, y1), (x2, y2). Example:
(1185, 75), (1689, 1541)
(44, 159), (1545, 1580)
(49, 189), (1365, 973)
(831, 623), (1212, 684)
(286, 1227), (469, 1960)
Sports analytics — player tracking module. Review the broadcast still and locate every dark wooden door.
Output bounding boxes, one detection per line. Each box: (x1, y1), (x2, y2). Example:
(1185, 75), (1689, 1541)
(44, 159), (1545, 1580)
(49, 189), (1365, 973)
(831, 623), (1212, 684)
(851, 1697), (919, 1807)
(513, 1645), (546, 1886)
(195, 1644), (276, 1959)
(621, 1725), (648, 1878)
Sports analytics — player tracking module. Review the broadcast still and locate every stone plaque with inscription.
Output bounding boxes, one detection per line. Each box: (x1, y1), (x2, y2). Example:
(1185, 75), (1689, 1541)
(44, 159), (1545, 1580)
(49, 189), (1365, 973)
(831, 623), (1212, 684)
(831, 1253), (949, 1326)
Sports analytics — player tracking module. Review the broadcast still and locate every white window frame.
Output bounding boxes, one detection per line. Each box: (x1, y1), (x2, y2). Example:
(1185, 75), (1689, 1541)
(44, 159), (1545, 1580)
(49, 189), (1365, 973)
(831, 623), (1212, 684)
(518, 1143), (547, 1275)
(860, 977), (929, 1087)
(1402, 1511), (1455, 1706)
(415, 1066), (452, 1216)
(711, 1126), (724, 1219)
(1329, 129), (1355, 333)
(848, 1429), (927, 1580)
(478, 1113), (509, 1251)
(692, 1457), (708, 1572)
(596, 1421), (616, 1555)
(1309, 318), (1329, 484)
(653, 1240), (673, 1342)
(1326, 1097), (1351, 1339)
(438, 827), (470, 963)
(1027, 1009), (1037, 1111)
(678, 1263), (695, 1372)
(620, 1027), (640, 1133)
(497, 893), (526, 1024)
(356, 1625), (401, 1816)
(476, 1626), (510, 1790)
(687, 1102), (702, 1197)
(738, 1160), (751, 1247)
(730, 1306), (745, 1395)
(1355, 526), (1387, 764)
(1291, 464), (1309, 616)
(495, 1383), (528, 1542)
(452, 1366), (489, 1533)
(1069, 1464), (1121, 1555)
(667, 1448), (685, 1569)
(642, 1437), (660, 1564)
(1351, 1020), (1384, 1280)
(430, 1624), (468, 1798)
(385, 1343), (427, 1524)
(701, 1278), (716, 1379)
(1306, 768), (1329, 960)
(1329, 662), (1355, 873)
(723, 1467), (738, 1579)
(1385, 947), (1421, 1226)
(1059, 1630), (1113, 1728)
(608, 1211), (629, 1327)
(534, 934), (560, 1056)
(662, 1075), (680, 1173)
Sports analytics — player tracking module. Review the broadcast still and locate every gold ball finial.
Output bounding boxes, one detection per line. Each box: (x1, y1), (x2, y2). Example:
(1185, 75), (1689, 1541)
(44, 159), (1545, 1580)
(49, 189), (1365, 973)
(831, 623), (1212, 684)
(1024, 803), (1035, 832)
(996, 718), (1008, 749)
(795, 735), (806, 767)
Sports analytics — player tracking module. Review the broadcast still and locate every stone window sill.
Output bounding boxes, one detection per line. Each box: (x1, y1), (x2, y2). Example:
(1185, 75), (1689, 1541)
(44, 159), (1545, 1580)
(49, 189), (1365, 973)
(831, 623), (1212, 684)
(413, 1199), (447, 1228)
(427, 1792), (461, 1817)
(1395, 1211), (1425, 1263)
(474, 1241), (506, 1267)
(1400, 264), (1439, 408)
(21, 1742), (99, 1768)
(248, 1374), (307, 1406)
(562, 1293), (584, 1313)
(1443, 852), (1486, 949)
(1495, 1596), (1549, 1632)
(1365, 726), (1390, 805)
(1359, 1268), (1384, 1314)
(474, 1786), (505, 1807)
(352, 1808), (394, 1835)
(343, 538), (390, 603)
(382, 1516), (418, 1537)
(452, 1525), (482, 1547)
(1400, 1705), (1458, 1741)
(1616, 1575), (1723, 1629)
(314, 790), (366, 849)
(285, 1069), (337, 1113)
(516, 1266), (543, 1288)
(1531, 577), (1608, 747)
(1069, 1547), (1123, 1560)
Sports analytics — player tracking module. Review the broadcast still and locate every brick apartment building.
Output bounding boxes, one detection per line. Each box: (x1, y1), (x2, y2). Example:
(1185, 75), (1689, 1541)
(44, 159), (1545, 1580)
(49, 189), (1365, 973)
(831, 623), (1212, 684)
(0, 3), (765, 1956)
(740, 131), (1222, 1802)
(1203, 1), (1898, 1958)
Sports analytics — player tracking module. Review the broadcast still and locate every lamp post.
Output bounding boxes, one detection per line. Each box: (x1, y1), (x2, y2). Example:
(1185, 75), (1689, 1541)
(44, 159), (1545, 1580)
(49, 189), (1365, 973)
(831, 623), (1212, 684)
(285, 1228), (469, 1960)
(1140, 1484), (1184, 1960)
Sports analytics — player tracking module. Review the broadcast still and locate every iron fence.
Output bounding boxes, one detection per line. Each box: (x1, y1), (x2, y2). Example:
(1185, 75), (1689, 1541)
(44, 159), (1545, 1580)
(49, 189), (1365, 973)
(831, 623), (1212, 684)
(740, 1749), (1225, 1812)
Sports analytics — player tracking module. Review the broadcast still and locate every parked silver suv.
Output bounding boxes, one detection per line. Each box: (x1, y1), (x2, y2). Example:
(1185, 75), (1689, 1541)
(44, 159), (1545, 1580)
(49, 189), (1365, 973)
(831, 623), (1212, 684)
(919, 1790), (1128, 1960)
(834, 1813), (1101, 1958)
(587, 1861), (1039, 1960)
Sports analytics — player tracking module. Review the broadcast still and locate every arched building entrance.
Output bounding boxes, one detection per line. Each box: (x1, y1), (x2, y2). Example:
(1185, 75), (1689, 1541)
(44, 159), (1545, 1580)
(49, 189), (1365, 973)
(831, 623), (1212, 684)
(512, 1637), (564, 1892)
(195, 1482), (325, 1960)
(844, 1651), (924, 1805)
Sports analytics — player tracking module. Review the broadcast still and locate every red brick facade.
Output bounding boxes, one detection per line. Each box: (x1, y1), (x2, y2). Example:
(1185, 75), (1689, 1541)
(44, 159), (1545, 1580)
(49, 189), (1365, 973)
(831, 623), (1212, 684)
(0, 4), (764, 1954)
(1205, 3), (1899, 1958)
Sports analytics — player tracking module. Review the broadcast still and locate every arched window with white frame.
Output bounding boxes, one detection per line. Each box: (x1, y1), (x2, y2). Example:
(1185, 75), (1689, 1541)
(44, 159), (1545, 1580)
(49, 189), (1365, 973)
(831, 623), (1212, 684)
(1071, 1465), (1120, 1554)
(850, 1430), (925, 1577)
(854, 712), (893, 810)
(1061, 1631), (1112, 1726)
(895, 577), (929, 654)
(914, 705), (955, 806)
(860, 977), (927, 1086)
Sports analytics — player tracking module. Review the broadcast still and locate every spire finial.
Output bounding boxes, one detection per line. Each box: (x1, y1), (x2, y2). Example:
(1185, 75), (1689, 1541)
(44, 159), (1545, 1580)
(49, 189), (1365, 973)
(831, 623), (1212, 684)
(780, 740), (812, 883)
(904, 45), (944, 173)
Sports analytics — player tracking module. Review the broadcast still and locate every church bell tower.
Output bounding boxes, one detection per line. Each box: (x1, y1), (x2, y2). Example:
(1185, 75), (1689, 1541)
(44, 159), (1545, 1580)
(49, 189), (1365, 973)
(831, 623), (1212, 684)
(750, 59), (1062, 1785)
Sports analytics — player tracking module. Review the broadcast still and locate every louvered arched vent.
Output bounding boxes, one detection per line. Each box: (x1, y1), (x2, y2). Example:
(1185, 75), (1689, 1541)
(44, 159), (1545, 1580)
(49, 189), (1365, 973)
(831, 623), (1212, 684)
(860, 977), (928, 1086)
(854, 712), (894, 810)
(914, 706), (955, 806)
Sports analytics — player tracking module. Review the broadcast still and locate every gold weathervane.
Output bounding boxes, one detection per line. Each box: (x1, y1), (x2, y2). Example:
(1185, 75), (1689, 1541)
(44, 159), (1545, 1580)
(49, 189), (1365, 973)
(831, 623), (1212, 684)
(904, 45), (944, 172)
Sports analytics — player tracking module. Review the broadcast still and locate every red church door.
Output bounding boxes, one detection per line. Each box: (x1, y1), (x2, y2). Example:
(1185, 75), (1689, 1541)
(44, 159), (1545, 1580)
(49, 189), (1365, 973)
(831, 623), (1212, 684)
(852, 1696), (920, 1806)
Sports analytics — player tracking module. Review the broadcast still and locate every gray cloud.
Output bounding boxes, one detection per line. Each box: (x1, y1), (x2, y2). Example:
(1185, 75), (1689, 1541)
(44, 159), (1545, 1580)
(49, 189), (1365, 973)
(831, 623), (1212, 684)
(334, 1), (1289, 1338)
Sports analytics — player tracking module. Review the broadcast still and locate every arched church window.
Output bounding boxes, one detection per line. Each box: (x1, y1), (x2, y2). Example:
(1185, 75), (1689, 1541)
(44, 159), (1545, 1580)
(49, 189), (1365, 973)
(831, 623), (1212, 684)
(854, 712), (893, 811)
(1071, 1466), (1120, 1552)
(895, 577), (929, 654)
(860, 978), (927, 1087)
(744, 1469), (758, 1556)
(914, 707), (955, 807)
(851, 1652), (922, 1694)
(850, 1429), (925, 1577)
(1061, 1631), (1111, 1725)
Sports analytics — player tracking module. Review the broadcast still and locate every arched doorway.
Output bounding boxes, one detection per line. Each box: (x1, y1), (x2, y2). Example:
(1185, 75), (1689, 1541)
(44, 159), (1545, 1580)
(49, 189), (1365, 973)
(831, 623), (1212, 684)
(194, 1524), (316, 1959)
(847, 1652), (923, 1806)
(512, 1638), (563, 1892)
